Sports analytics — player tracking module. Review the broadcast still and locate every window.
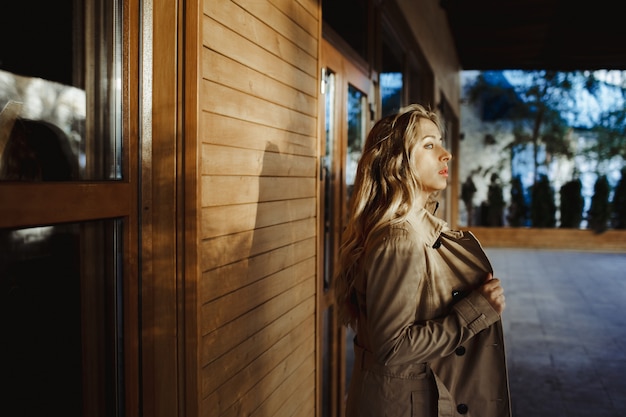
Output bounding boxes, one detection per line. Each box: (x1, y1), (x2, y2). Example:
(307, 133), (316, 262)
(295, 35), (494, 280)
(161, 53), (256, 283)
(0, 0), (136, 415)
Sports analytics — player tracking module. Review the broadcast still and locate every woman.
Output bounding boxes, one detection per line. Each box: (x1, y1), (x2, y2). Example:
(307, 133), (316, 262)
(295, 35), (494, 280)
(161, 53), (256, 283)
(335, 104), (511, 417)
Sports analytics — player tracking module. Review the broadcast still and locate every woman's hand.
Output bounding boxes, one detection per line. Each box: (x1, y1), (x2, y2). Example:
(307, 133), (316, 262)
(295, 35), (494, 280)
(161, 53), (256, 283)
(477, 273), (506, 314)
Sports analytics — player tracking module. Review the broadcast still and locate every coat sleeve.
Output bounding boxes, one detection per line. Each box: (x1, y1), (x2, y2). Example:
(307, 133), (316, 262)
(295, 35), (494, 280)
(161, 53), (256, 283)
(363, 231), (501, 366)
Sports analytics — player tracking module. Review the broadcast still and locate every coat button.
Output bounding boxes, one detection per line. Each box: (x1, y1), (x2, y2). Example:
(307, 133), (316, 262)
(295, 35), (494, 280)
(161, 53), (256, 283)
(455, 346), (466, 356)
(457, 403), (468, 414)
(432, 238), (442, 249)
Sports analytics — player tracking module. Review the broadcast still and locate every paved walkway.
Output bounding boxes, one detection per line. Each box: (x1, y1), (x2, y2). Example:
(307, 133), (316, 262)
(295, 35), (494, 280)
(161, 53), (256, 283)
(487, 248), (626, 417)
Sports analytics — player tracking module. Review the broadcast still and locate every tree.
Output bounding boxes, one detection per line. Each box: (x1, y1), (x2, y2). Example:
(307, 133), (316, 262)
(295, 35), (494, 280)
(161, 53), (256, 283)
(507, 175), (527, 227)
(530, 174), (556, 228)
(587, 175), (611, 233)
(461, 176), (477, 226)
(559, 178), (584, 228)
(467, 71), (583, 184)
(612, 168), (626, 229)
(465, 70), (626, 230)
(486, 173), (505, 226)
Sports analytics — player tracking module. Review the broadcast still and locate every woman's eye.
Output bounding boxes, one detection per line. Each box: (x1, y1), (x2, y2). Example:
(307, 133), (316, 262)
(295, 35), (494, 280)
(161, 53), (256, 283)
(424, 143), (433, 149)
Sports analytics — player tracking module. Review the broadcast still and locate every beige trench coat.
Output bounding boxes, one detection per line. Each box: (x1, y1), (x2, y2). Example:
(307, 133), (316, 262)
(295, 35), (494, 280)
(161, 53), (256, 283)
(345, 205), (511, 417)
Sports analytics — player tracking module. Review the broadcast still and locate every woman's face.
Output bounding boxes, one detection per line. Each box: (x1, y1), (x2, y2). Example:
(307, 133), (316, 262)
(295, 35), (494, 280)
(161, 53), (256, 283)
(411, 118), (452, 196)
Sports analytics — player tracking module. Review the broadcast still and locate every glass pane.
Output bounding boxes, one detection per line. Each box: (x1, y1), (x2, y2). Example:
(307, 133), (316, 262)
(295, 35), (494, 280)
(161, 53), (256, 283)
(381, 72), (403, 117)
(0, 219), (124, 416)
(0, 0), (123, 181)
(344, 84), (366, 404)
(346, 84), (367, 204)
(323, 69), (336, 292)
(345, 327), (356, 394)
(321, 308), (332, 417)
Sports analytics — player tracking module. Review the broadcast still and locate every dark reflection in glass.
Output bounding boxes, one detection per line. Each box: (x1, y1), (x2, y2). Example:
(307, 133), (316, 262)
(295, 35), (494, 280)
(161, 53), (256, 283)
(323, 69), (336, 292)
(381, 72), (403, 118)
(0, 220), (124, 416)
(322, 308), (332, 417)
(346, 84), (366, 203)
(0, 0), (122, 181)
(1, 116), (79, 180)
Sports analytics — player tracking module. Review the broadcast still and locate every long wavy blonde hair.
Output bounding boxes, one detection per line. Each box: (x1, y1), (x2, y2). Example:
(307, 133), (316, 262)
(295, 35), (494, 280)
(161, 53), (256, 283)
(334, 104), (444, 329)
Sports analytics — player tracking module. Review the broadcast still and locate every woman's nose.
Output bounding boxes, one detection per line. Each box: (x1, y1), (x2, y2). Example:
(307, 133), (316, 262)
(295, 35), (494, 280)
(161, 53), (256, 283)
(441, 148), (452, 161)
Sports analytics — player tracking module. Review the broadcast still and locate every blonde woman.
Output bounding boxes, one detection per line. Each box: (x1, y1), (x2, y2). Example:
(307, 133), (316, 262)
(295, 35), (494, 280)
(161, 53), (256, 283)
(335, 104), (511, 417)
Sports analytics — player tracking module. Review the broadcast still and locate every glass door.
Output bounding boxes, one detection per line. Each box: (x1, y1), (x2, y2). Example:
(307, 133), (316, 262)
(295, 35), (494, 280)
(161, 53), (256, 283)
(0, 0), (139, 415)
(319, 38), (371, 417)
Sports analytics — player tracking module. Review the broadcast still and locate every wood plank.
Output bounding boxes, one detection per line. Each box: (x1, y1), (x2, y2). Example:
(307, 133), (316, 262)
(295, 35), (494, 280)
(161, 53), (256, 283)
(200, 217), (316, 270)
(204, 1), (317, 75)
(201, 257), (315, 335)
(254, 360), (315, 417)
(141, 0), (179, 415)
(202, 16), (317, 97)
(201, 80), (317, 137)
(203, 331), (315, 414)
(202, 50), (317, 117)
(200, 279), (315, 367)
(201, 311), (315, 395)
(270, 368), (317, 417)
(202, 113), (316, 157)
(200, 237), (315, 303)
(271, 0), (319, 36)
(201, 176), (315, 207)
(285, 381), (316, 417)
(201, 143), (315, 177)
(214, 349), (314, 417)
(232, 0), (318, 57)
(201, 198), (315, 239)
(0, 183), (130, 228)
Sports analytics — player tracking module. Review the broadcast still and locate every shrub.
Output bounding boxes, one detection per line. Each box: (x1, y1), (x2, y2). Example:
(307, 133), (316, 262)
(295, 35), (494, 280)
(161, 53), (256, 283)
(587, 175), (611, 233)
(559, 178), (584, 228)
(530, 174), (556, 228)
(611, 168), (626, 229)
(507, 175), (527, 227)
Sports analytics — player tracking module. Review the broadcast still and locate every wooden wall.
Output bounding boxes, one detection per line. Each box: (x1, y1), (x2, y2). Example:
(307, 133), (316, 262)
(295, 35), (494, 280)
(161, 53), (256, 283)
(199, 0), (320, 416)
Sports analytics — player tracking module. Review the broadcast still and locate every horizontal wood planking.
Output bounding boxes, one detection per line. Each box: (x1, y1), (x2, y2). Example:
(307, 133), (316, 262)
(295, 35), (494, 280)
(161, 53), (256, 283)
(200, 1), (319, 415)
(233, 0), (318, 55)
(202, 81), (317, 137)
(201, 257), (315, 335)
(202, 51), (317, 118)
(201, 143), (315, 177)
(201, 199), (315, 239)
(201, 176), (315, 207)
(202, 17), (317, 97)
(202, 310), (315, 398)
(200, 217), (315, 275)
(272, 369), (316, 417)
(200, 237), (315, 303)
(201, 289), (315, 367)
(277, 0), (319, 22)
(237, 355), (315, 417)
(202, 113), (316, 157)
(201, 281), (316, 393)
(203, 331), (315, 415)
(204, 1), (317, 76)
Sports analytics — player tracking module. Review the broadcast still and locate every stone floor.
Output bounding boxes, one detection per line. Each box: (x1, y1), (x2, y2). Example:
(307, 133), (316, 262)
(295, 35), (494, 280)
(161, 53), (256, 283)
(488, 248), (626, 417)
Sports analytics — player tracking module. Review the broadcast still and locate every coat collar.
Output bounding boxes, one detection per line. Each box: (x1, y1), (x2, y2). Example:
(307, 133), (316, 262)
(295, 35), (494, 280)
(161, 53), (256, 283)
(405, 200), (448, 248)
